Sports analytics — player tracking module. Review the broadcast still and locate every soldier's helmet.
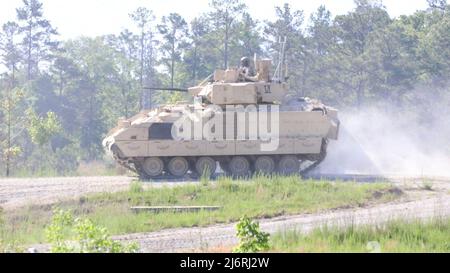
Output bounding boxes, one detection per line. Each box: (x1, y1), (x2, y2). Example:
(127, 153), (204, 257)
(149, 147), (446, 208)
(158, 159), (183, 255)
(240, 57), (251, 68)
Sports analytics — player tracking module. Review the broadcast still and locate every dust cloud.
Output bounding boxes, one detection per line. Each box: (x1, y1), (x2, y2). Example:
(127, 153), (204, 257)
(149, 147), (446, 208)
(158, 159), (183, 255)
(317, 104), (450, 177)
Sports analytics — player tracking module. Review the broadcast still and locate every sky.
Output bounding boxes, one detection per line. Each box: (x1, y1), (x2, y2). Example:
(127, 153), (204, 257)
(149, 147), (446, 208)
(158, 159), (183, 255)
(0, 0), (430, 39)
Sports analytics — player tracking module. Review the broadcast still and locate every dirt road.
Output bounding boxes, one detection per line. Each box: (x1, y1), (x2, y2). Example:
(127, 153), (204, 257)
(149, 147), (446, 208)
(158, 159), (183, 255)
(114, 195), (450, 252)
(0, 176), (206, 210)
(1, 175), (449, 252)
(1, 174), (449, 211)
(0, 176), (134, 210)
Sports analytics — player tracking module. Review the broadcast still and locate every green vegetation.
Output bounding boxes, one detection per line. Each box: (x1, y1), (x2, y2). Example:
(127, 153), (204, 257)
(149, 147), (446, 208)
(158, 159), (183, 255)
(45, 209), (138, 253)
(270, 218), (450, 253)
(27, 110), (61, 147)
(233, 216), (270, 253)
(129, 180), (144, 194)
(421, 180), (434, 191)
(200, 167), (212, 187)
(1, 0), (450, 177)
(0, 176), (400, 248)
(0, 207), (23, 253)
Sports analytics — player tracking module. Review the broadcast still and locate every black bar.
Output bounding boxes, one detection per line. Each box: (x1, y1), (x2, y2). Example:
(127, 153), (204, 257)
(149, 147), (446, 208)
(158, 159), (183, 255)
(0, 253), (444, 273)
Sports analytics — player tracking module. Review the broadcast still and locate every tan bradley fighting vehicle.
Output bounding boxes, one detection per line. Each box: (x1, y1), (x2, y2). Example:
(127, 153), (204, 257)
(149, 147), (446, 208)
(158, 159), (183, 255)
(103, 56), (340, 179)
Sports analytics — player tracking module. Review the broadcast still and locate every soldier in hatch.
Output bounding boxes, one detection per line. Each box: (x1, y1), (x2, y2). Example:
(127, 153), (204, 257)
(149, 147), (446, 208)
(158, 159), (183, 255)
(238, 56), (258, 82)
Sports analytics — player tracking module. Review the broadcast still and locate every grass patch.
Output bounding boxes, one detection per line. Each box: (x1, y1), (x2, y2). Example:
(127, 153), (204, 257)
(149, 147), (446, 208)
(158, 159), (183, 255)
(270, 218), (450, 253)
(420, 180), (434, 191)
(0, 175), (401, 248)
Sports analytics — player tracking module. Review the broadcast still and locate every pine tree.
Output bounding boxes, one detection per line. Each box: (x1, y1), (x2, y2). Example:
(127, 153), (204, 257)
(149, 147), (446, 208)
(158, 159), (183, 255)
(16, 0), (58, 80)
(207, 0), (247, 69)
(0, 22), (21, 85)
(158, 13), (188, 88)
(130, 7), (156, 109)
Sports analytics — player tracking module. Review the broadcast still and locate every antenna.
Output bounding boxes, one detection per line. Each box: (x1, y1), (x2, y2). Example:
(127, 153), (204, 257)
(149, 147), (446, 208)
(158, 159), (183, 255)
(273, 36), (287, 83)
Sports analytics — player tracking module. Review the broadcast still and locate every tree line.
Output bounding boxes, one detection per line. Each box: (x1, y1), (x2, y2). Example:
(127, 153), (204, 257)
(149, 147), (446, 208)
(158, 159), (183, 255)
(0, 0), (449, 176)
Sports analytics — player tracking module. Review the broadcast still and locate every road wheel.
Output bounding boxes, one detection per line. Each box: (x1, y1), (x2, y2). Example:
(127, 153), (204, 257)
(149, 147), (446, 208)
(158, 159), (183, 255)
(195, 157), (216, 177)
(168, 157), (189, 177)
(254, 156), (276, 175)
(142, 157), (164, 178)
(229, 156), (251, 178)
(278, 155), (300, 175)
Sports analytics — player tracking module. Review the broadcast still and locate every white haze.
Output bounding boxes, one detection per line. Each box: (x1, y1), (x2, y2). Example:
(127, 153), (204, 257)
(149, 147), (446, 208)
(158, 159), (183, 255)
(317, 105), (450, 177)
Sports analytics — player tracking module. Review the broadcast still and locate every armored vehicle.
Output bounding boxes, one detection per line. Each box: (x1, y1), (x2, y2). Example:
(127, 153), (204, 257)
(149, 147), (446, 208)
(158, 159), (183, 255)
(103, 57), (340, 179)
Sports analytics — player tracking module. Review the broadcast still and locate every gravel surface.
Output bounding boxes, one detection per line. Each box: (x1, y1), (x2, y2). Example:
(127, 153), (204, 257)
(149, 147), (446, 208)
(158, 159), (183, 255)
(1, 174), (448, 211)
(114, 194), (450, 252)
(1, 175), (448, 252)
(0, 176), (135, 210)
(0, 176), (201, 210)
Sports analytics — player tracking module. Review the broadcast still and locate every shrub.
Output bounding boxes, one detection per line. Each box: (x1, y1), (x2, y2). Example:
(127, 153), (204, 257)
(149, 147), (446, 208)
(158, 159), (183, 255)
(233, 216), (270, 253)
(421, 181), (434, 191)
(45, 209), (138, 253)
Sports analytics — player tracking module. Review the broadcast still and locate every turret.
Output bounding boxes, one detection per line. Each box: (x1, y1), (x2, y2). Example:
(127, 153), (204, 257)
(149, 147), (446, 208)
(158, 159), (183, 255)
(188, 58), (288, 106)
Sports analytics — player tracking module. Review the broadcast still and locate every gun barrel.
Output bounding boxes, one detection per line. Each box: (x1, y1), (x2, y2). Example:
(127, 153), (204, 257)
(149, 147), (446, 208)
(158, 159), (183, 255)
(143, 87), (188, 92)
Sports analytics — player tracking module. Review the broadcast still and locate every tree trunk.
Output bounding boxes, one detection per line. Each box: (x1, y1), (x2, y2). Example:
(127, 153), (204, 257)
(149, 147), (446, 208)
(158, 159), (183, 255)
(12, 64), (16, 87)
(356, 78), (363, 109)
(27, 22), (32, 81)
(59, 70), (63, 96)
(224, 11), (229, 69)
(87, 91), (94, 160)
(6, 87), (11, 177)
(301, 56), (308, 97)
(147, 32), (155, 109)
(139, 28), (145, 110)
(171, 31), (175, 88)
(193, 43), (198, 85)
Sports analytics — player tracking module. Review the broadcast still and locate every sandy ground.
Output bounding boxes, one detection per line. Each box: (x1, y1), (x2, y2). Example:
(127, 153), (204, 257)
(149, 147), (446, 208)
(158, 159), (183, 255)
(1, 175), (448, 252)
